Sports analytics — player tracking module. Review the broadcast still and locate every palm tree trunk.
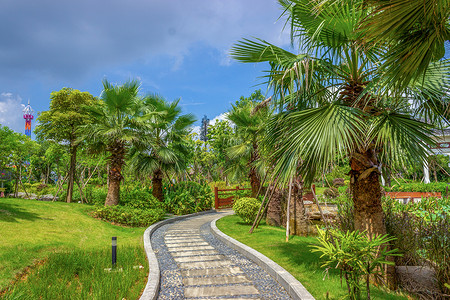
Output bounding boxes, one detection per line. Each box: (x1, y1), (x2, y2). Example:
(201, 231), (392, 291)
(105, 177), (121, 206)
(350, 148), (397, 289)
(290, 178), (308, 236)
(105, 142), (125, 206)
(66, 143), (77, 203)
(152, 168), (164, 202)
(249, 143), (261, 197)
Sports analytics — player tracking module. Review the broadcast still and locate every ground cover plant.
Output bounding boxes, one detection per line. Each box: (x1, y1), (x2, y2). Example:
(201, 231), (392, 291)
(163, 181), (213, 214)
(216, 215), (407, 300)
(0, 198), (148, 299)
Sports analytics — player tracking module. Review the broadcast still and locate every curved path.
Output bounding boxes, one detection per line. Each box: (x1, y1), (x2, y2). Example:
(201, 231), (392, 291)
(149, 211), (300, 300)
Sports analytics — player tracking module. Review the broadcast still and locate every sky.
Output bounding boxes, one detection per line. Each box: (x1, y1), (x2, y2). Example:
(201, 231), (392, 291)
(0, 0), (292, 138)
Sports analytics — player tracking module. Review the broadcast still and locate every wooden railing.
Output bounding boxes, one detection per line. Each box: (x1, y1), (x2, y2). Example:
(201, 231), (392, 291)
(214, 186), (251, 209)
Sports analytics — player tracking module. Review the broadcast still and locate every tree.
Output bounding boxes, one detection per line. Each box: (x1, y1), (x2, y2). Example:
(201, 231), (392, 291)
(35, 88), (97, 203)
(231, 0), (449, 239)
(226, 91), (270, 197)
(130, 95), (195, 202)
(82, 79), (142, 206)
(207, 120), (235, 182)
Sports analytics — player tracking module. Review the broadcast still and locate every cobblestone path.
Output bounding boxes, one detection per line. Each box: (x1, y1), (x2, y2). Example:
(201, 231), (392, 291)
(151, 212), (292, 300)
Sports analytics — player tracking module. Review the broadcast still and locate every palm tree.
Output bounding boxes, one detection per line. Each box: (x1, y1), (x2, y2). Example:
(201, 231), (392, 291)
(83, 79), (142, 206)
(226, 97), (270, 197)
(231, 0), (449, 239)
(130, 95), (195, 202)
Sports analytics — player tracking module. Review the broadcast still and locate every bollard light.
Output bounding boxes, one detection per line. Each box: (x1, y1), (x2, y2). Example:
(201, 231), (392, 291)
(112, 237), (117, 267)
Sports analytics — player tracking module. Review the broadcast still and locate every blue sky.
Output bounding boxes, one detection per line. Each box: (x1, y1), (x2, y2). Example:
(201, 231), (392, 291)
(0, 0), (291, 138)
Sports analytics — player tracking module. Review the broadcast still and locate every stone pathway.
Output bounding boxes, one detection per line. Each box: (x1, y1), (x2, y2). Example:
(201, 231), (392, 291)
(151, 212), (292, 300)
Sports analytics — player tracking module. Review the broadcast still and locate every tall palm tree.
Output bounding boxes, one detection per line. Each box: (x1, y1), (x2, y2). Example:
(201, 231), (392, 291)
(231, 0), (450, 238)
(83, 79), (142, 206)
(130, 95), (195, 202)
(227, 99), (270, 197)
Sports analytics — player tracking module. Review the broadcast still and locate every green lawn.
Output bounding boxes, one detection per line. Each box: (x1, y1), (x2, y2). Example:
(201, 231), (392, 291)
(216, 215), (409, 300)
(0, 198), (147, 299)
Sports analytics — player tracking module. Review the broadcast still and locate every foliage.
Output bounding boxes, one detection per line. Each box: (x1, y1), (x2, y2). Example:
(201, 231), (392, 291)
(83, 184), (108, 205)
(232, 197), (261, 224)
(385, 182), (450, 197)
(217, 215), (407, 300)
(383, 197), (450, 295)
(311, 227), (399, 300)
(323, 187), (339, 199)
(332, 178), (345, 187)
(93, 205), (164, 227)
(226, 91), (270, 195)
(35, 88), (98, 145)
(82, 79), (143, 206)
(163, 181), (213, 215)
(35, 88), (98, 203)
(129, 94), (195, 202)
(120, 185), (163, 210)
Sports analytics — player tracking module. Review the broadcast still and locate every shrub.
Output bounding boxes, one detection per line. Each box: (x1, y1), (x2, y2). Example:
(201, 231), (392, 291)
(84, 185), (107, 205)
(233, 197), (261, 224)
(385, 182), (450, 197)
(383, 197), (450, 296)
(164, 181), (213, 215)
(324, 187), (339, 198)
(120, 185), (162, 210)
(311, 227), (400, 300)
(333, 178), (345, 187)
(93, 206), (164, 227)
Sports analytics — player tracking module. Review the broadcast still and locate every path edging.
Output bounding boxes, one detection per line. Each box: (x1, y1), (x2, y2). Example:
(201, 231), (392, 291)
(139, 209), (217, 300)
(210, 215), (315, 300)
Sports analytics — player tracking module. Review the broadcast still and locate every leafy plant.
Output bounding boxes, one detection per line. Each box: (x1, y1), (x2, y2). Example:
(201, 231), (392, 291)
(164, 181), (213, 215)
(93, 206), (164, 227)
(311, 227), (400, 300)
(233, 197), (261, 224)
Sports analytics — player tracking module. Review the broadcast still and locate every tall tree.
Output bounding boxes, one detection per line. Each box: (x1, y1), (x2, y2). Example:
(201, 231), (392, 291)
(231, 0), (449, 239)
(227, 91), (270, 197)
(36, 88), (97, 203)
(82, 79), (142, 206)
(130, 95), (195, 202)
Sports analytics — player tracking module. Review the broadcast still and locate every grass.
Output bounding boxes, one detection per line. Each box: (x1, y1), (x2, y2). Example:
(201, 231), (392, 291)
(216, 215), (409, 300)
(0, 198), (148, 299)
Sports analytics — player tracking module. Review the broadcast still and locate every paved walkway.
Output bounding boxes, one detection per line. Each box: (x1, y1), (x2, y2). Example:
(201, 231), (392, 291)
(151, 212), (292, 299)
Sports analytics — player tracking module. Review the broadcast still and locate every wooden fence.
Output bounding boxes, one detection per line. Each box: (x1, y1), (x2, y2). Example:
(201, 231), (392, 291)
(214, 186), (251, 209)
(386, 191), (441, 204)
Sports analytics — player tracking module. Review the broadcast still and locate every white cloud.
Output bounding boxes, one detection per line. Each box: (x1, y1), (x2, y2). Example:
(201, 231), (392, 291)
(210, 113), (229, 126)
(0, 93), (26, 134)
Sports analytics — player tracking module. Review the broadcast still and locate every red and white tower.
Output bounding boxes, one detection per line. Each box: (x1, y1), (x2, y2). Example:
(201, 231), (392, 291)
(23, 100), (34, 137)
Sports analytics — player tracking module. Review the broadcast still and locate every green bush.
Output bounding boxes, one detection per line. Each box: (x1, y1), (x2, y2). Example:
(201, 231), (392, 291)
(84, 185), (107, 205)
(233, 197), (261, 224)
(385, 182), (450, 197)
(120, 185), (163, 210)
(93, 206), (164, 227)
(164, 181), (213, 215)
(311, 227), (399, 300)
(324, 187), (339, 198)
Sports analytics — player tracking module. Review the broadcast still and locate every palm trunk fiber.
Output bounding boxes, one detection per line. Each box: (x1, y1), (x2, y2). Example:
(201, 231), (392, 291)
(350, 149), (397, 289)
(152, 169), (164, 202)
